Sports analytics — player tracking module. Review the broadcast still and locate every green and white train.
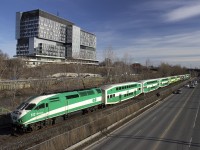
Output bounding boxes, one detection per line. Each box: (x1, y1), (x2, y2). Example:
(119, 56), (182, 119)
(159, 77), (169, 87)
(10, 74), (190, 131)
(139, 79), (160, 93)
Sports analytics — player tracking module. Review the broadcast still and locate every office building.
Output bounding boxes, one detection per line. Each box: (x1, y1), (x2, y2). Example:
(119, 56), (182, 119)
(16, 9), (98, 66)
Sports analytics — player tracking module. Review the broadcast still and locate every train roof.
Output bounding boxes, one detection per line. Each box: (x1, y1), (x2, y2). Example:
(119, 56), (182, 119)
(158, 77), (169, 80)
(139, 78), (159, 83)
(27, 94), (56, 105)
(41, 87), (99, 95)
(101, 82), (140, 90)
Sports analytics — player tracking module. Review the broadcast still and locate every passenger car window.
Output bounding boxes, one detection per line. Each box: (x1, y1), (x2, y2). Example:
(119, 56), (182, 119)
(79, 91), (87, 96)
(35, 103), (45, 110)
(87, 90), (95, 95)
(66, 94), (79, 99)
(96, 89), (102, 93)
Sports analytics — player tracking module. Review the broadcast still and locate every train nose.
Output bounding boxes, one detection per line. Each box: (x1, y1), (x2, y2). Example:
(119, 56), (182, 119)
(11, 110), (22, 122)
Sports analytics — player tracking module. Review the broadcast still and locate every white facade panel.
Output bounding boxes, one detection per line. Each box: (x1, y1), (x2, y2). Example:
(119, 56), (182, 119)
(80, 31), (96, 48)
(28, 38), (65, 58)
(38, 16), (66, 43)
(29, 37), (35, 54)
(16, 12), (22, 40)
(72, 25), (80, 59)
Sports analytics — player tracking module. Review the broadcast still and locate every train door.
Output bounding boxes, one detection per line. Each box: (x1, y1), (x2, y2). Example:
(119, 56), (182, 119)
(48, 102), (55, 120)
(119, 94), (122, 102)
(34, 103), (46, 121)
(45, 103), (48, 119)
(65, 99), (68, 116)
(134, 90), (137, 96)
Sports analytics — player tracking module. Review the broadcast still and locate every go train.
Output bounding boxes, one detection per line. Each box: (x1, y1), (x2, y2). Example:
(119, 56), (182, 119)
(11, 74), (190, 131)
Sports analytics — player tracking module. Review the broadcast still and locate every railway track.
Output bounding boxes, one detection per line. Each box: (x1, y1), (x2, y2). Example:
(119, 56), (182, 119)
(0, 80), (189, 150)
(0, 124), (11, 129)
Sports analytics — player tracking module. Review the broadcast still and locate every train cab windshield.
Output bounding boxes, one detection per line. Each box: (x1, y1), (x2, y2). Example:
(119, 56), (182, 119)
(25, 103), (36, 110)
(16, 103), (36, 110)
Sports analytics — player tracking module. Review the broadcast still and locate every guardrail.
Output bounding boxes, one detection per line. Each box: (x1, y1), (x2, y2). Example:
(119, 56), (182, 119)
(0, 78), (57, 90)
(0, 76), (104, 91)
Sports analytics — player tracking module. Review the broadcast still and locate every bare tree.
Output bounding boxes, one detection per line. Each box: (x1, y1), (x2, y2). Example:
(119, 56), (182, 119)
(158, 62), (172, 77)
(0, 50), (9, 79)
(7, 58), (25, 107)
(102, 46), (116, 83)
(71, 51), (87, 89)
(171, 65), (187, 76)
(145, 58), (152, 69)
(121, 53), (133, 82)
(3, 58), (25, 80)
(142, 58), (153, 79)
(112, 59), (124, 83)
(158, 62), (188, 77)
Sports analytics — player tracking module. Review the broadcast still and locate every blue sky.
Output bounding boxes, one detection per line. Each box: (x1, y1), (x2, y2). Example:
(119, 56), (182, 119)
(0, 0), (200, 68)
